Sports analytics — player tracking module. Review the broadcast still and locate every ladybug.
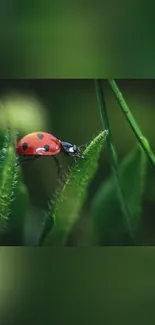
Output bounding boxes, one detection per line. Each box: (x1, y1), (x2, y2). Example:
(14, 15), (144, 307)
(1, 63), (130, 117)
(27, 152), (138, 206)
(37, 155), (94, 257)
(16, 131), (84, 175)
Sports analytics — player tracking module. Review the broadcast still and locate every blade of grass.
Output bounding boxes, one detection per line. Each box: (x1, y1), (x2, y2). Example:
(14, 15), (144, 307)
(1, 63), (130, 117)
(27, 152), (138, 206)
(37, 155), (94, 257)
(9, 175), (30, 245)
(91, 146), (147, 245)
(108, 79), (155, 168)
(0, 129), (19, 232)
(0, 129), (10, 172)
(42, 130), (108, 246)
(94, 79), (134, 239)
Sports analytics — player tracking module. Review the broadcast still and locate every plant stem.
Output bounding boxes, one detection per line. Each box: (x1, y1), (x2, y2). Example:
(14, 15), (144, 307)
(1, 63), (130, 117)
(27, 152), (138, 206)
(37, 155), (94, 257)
(108, 79), (155, 168)
(94, 79), (134, 239)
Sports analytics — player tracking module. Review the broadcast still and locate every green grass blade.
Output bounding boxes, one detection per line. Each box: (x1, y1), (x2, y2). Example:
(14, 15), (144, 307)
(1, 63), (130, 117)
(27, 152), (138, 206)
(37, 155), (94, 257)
(9, 174), (30, 245)
(108, 79), (155, 168)
(94, 79), (133, 239)
(0, 130), (19, 232)
(91, 146), (147, 245)
(42, 130), (108, 246)
(0, 129), (10, 171)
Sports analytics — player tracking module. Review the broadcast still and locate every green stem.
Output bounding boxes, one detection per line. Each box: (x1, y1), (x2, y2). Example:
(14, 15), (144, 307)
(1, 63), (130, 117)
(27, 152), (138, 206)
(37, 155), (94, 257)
(108, 79), (155, 168)
(94, 79), (134, 239)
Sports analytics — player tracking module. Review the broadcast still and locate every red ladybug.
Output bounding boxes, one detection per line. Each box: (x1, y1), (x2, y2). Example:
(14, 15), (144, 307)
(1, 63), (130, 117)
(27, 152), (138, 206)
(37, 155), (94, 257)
(16, 131), (84, 174)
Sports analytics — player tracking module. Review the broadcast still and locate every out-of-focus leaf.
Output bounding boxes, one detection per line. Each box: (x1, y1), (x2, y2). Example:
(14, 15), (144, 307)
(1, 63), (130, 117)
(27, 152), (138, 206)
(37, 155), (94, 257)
(91, 146), (147, 245)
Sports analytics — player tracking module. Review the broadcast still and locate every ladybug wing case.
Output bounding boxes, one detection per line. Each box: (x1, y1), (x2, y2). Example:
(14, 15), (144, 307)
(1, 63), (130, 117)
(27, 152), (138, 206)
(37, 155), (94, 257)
(16, 132), (62, 156)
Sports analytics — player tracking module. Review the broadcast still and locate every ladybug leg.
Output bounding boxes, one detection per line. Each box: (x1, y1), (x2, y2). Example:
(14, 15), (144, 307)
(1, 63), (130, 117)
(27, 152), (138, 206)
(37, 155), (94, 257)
(16, 156), (41, 166)
(52, 156), (62, 177)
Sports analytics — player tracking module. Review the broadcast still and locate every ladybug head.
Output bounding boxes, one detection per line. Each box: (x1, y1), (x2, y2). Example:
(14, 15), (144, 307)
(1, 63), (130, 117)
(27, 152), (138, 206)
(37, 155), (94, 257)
(61, 141), (84, 158)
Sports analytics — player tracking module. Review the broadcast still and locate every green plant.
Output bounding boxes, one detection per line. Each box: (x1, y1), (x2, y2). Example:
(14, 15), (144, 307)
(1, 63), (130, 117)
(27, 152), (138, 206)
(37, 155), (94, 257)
(0, 80), (153, 246)
(43, 130), (108, 246)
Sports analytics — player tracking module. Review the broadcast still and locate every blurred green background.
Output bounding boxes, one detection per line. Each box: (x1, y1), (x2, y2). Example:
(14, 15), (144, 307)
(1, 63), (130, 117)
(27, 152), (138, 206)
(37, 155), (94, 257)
(1, 248), (155, 325)
(0, 79), (155, 245)
(0, 2), (155, 324)
(0, 0), (154, 77)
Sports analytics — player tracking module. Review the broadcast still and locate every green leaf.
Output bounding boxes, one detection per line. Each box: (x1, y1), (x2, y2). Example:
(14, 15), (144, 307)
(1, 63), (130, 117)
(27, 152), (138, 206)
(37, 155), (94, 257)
(0, 129), (10, 172)
(91, 146), (147, 245)
(42, 130), (108, 246)
(0, 130), (19, 232)
(9, 173), (30, 245)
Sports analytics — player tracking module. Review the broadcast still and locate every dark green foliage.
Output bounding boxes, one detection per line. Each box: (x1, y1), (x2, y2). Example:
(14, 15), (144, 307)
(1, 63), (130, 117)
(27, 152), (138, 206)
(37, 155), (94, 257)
(0, 129), (30, 244)
(8, 174), (30, 245)
(0, 130), (18, 231)
(0, 80), (153, 246)
(91, 146), (147, 245)
(43, 130), (108, 246)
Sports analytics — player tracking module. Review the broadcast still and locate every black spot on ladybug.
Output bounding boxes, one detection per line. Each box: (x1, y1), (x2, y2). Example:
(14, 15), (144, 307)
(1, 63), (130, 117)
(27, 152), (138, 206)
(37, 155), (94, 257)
(22, 142), (28, 150)
(44, 144), (50, 151)
(37, 133), (44, 139)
